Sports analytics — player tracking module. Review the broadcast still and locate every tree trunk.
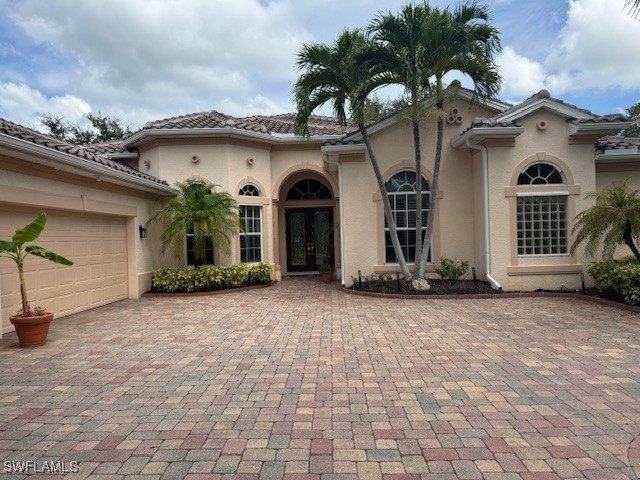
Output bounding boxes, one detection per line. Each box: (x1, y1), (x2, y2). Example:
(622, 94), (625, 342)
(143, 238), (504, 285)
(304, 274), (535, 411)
(624, 221), (640, 262)
(359, 125), (412, 279)
(411, 118), (423, 280)
(417, 78), (444, 276)
(411, 90), (423, 280)
(18, 260), (29, 314)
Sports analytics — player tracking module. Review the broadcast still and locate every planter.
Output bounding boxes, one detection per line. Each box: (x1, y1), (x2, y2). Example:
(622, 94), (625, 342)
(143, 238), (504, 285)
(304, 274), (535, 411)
(321, 271), (334, 284)
(10, 313), (54, 347)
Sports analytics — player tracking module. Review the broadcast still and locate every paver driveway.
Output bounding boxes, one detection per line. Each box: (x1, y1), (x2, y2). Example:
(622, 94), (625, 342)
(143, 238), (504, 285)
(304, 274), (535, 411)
(0, 278), (639, 480)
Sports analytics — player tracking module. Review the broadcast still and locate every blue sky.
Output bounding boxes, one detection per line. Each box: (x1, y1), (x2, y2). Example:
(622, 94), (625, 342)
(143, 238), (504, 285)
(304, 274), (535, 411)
(0, 0), (638, 130)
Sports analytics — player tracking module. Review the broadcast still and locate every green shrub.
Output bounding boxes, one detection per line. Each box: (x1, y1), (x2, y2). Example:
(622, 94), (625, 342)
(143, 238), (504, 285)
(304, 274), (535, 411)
(589, 258), (640, 305)
(151, 262), (273, 293)
(435, 256), (469, 281)
(250, 262), (273, 284)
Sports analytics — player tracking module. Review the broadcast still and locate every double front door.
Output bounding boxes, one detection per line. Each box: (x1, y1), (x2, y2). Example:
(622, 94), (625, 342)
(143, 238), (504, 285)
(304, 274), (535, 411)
(286, 208), (334, 272)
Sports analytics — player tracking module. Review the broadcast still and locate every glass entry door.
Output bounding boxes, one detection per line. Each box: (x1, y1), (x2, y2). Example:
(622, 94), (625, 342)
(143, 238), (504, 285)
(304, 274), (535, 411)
(285, 208), (334, 272)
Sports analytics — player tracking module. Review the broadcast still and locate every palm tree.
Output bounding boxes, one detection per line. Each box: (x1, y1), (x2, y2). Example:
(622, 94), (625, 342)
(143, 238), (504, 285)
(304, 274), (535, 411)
(365, 2), (502, 281)
(294, 29), (412, 279)
(148, 181), (240, 268)
(627, 0), (640, 17)
(364, 4), (443, 274)
(572, 181), (640, 262)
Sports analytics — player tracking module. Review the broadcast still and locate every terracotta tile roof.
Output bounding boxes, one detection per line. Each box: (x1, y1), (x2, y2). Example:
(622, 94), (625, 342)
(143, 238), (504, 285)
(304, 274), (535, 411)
(596, 136), (640, 152)
(81, 140), (129, 155)
(569, 113), (630, 125)
(0, 117), (169, 187)
(143, 110), (352, 136)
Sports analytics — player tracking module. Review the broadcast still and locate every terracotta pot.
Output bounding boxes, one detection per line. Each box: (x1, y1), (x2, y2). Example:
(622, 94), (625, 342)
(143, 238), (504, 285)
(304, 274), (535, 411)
(321, 271), (334, 284)
(10, 313), (54, 348)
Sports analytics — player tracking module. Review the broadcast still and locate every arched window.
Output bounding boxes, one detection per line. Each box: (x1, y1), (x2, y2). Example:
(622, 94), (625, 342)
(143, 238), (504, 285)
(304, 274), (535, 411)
(515, 163), (567, 255)
(286, 179), (332, 200)
(239, 183), (260, 196)
(517, 163), (564, 185)
(384, 170), (430, 263)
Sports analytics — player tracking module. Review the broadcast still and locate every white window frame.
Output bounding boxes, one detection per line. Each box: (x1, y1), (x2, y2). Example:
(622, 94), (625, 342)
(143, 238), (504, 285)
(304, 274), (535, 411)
(239, 205), (263, 264)
(384, 170), (431, 264)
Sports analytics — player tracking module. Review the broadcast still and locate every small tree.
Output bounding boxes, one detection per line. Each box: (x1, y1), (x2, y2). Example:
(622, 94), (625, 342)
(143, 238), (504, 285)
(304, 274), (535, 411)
(572, 181), (640, 262)
(622, 101), (640, 137)
(41, 112), (132, 145)
(0, 213), (73, 315)
(148, 181), (240, 268)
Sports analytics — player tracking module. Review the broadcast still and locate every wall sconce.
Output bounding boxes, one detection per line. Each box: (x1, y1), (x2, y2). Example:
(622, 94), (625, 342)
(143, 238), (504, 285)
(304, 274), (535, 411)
(139, 225), (148, 238)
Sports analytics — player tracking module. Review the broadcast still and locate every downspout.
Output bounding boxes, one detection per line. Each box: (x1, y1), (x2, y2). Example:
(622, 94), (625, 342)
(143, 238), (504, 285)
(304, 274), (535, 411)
(323, 153), (346, 286)
(466, 139), (502, 291)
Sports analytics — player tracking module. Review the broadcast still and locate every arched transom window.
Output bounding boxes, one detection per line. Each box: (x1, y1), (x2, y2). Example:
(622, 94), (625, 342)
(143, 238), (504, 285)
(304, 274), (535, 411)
(286, 179), (332, 200)
(384, 170), (430, 263)
(517, 163), (564, 185)
(239, 183), (260, 196)
(516, 162), (567, 255)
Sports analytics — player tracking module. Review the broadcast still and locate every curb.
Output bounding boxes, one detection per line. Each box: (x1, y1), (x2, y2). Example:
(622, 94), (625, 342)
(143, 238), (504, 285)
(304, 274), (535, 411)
(142, 280), (277, 298)
(341, 287), (640, 314)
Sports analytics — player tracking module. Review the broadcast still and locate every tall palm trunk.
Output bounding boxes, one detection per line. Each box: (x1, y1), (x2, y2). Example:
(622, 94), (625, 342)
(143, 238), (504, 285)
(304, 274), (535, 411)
(417, 78), (444, 276)
(411, 90), (423, 279)
(624, 221), (640, 261)
(359, 125), (412, 279)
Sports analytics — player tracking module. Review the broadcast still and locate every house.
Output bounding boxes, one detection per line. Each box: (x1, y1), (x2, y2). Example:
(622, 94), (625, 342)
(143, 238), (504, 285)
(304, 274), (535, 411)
(1, 83), (639, 334)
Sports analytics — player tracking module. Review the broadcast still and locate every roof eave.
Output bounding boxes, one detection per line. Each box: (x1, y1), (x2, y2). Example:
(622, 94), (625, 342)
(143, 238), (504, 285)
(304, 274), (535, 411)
(122, 127), (344, 148)
(569, 122), (633, 137)
(595, 149), (640, 163)
(450, 126), (525, 149)
(0, 133), (175, 195)
(497, 98), (594, 123)
(320, 143), (367, 154)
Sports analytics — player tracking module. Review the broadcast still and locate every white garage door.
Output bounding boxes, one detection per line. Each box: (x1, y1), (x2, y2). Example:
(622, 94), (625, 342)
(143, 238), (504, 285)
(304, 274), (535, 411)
(0, 207), (128, 330)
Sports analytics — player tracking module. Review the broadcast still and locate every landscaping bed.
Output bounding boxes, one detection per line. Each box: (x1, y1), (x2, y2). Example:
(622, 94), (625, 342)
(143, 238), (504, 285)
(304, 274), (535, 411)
(349, 278), (497, 295)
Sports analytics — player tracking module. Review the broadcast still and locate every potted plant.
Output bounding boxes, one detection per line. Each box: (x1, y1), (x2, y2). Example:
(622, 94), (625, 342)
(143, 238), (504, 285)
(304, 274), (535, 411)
(318, 263), (335, 284)
(0, 213), (73, 347)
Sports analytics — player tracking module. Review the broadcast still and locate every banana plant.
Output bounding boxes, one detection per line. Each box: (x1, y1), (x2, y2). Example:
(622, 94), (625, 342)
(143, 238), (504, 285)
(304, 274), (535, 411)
(0, 213), (73, 315)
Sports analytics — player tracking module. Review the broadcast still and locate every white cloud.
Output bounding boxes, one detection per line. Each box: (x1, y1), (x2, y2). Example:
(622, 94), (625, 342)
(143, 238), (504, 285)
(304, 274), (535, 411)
(0, 82), (91, 130)
(497, 47), (546, 98)
(497, 0), (640, 101)
(3, 0), (312, 127)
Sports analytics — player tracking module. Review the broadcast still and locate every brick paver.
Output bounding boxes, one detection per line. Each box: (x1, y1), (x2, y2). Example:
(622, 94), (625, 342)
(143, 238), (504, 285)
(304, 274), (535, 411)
(0, 277), (639, 479)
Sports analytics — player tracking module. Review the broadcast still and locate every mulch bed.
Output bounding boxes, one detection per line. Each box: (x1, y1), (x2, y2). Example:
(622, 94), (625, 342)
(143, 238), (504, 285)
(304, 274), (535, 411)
(143, 280), (277, 297)
(349, 279), (496, 296)
(344, 282), (640, 314)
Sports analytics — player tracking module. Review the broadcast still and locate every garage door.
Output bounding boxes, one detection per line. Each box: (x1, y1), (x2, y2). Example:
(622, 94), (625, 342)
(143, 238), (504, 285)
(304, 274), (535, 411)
(0, 207), (128, 331)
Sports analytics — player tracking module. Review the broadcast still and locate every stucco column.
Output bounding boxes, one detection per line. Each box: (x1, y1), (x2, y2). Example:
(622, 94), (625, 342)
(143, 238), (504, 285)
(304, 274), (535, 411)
(272, 199), (280, 275)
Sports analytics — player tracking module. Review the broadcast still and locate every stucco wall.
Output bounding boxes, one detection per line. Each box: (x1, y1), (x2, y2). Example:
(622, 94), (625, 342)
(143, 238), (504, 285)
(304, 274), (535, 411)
(0, 151), (176, 331)
(340, 98), (496, 285)
(485, 111), (597, 290)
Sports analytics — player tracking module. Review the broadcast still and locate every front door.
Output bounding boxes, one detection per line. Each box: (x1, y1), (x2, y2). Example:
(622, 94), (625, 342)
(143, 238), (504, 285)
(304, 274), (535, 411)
(286, 208), (334, 272)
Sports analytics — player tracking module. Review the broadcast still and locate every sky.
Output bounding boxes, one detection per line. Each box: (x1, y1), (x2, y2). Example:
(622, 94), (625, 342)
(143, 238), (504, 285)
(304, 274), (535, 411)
(0, 0), (638, 131)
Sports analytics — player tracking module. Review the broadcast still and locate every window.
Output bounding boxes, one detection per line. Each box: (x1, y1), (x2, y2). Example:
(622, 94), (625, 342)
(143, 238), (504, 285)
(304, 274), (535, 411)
(384, 170), (431, 263)
(287, 179), (332, 200)
(516, 163), (567, 255)
(240, 205), (262, 263)
(239, 184), (260, 196)
(186, 228), (214, 266)
(517, 163), (564, 185)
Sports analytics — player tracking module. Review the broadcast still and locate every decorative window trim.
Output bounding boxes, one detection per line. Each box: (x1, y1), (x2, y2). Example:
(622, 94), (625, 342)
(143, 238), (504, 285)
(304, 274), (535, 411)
(507, 154), (580, 272)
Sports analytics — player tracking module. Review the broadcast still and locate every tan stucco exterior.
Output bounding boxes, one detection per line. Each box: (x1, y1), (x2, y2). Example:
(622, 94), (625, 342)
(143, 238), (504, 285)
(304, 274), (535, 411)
(1, 91), (638, 336)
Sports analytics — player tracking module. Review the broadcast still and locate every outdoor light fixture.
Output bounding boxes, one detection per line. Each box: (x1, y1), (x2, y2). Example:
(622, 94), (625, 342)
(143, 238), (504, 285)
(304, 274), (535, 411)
(139, 225), (148, 238)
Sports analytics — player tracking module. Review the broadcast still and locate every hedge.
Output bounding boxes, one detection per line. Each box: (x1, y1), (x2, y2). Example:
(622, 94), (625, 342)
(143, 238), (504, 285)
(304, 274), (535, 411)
(588, 258), (640, 306)
(152, 263), (273, 293)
